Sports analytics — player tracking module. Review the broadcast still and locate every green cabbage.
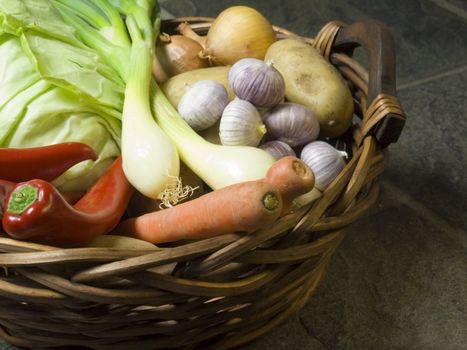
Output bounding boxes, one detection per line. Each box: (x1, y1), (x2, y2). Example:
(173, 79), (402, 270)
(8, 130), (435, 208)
(0, 0), (124, 194)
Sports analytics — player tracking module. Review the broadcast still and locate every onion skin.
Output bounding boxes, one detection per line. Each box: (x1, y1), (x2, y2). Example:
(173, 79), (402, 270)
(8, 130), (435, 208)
(204, 6), (277, 65)
(152, 34), (208, 83)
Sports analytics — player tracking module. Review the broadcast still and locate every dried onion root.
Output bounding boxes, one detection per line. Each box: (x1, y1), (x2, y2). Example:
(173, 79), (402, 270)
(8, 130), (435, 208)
(157, 175), (199, 209)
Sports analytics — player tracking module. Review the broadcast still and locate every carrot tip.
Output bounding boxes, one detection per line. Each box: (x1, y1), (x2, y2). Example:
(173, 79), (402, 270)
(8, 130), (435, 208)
(262, 192), (281, 211)
(292, 159), (309, 177)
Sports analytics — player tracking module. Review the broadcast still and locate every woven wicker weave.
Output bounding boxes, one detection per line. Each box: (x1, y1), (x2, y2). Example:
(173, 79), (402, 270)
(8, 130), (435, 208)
(0, 18), (405, 350)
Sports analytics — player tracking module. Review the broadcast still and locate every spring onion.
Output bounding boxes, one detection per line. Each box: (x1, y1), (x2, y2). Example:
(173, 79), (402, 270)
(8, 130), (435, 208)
(54, 0), (180, 200)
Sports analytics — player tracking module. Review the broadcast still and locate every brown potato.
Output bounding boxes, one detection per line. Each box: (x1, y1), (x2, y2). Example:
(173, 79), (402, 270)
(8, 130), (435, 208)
(265, 38), (354, 138)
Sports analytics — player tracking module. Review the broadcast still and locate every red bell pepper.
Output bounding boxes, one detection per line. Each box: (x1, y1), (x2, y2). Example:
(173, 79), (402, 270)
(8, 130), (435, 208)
(0, 142), (98, 182)
(2, 156), (133, 247)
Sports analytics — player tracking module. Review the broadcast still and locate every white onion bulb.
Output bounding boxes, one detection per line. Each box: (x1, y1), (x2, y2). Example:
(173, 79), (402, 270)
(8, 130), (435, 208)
(177, 80), (229, 131)
(300, 141), (347, 191)
(263, 103), (320, 147)
(219, 98), (267, 146)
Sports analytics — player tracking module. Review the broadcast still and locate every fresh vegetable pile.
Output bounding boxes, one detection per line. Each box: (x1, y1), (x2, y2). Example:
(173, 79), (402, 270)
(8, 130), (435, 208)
(0, 2), (355, 248)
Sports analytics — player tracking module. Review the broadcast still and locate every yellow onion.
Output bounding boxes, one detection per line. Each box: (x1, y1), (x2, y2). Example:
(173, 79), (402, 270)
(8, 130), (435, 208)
(180, 6), (277, 66)
(152, 33), (209, 83)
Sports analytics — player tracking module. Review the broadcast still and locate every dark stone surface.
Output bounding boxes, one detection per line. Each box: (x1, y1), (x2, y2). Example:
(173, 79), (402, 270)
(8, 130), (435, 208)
(2, 0), (467, 349)
(386, 70), (467, 231)
(296, 197), (466, 350)
(433, 0), (467, 16)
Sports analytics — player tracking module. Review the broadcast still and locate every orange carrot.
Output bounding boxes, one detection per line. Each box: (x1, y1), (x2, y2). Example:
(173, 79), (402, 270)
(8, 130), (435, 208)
(265, 156), (315, 215)
(113, 180), (282, 244)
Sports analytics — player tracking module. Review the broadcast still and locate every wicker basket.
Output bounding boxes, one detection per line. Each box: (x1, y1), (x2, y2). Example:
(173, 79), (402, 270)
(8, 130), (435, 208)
(0, 18), (405, 350)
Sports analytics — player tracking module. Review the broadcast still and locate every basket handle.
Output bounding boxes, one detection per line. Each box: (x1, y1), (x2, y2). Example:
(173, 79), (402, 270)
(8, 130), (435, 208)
(332, 19), (406, 146)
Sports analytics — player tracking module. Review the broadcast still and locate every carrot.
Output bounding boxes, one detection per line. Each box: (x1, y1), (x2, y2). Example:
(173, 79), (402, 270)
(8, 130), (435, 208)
(265, 156), (315, 215)
(113, 180), (282, 244)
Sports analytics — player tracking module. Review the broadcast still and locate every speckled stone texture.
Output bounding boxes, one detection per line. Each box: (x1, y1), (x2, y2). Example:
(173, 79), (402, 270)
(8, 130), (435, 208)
(1, 0), (466, 349)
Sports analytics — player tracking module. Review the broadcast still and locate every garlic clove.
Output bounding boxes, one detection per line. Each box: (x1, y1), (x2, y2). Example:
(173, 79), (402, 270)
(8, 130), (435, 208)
(219, 98), (267, 147)
(300, 141), (347, 191)
(177, 80), (229, 131)
(229, 58), (285, 108)
(263, 102), (320, 147)
(259, 140), (296, 160)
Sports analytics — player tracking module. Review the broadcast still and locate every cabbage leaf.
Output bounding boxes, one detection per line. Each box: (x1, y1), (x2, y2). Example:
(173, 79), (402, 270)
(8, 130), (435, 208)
(0, 0), (124, 194)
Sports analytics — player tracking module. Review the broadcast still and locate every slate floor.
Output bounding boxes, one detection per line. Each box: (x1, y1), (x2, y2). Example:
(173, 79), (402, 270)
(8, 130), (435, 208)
(2, 0), (466, 349)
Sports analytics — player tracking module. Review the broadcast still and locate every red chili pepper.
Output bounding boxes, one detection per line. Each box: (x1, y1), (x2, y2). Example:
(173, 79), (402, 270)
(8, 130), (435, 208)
(0, 142), (98, 182)
(0, 180), (15, 223)
(2, 156), (133, 247)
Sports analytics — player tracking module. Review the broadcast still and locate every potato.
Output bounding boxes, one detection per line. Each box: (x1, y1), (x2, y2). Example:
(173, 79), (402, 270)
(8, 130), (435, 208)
(265, 38), (354, 138)
(161, 66), (235, 107)
(199, 120), (221, 145)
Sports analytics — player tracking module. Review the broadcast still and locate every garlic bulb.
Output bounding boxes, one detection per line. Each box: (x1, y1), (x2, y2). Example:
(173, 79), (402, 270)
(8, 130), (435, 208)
(177, 80), (229, 131)
(300, 141), (347, 191)
(219, 98), (267, 146)
(263, 103), (320, 147)
(259, 140), (296, 160)
(229, 58), (285, 108)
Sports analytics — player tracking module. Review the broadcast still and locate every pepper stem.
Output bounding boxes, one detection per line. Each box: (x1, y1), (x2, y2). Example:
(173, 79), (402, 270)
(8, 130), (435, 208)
(7, 185), (39, 215)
